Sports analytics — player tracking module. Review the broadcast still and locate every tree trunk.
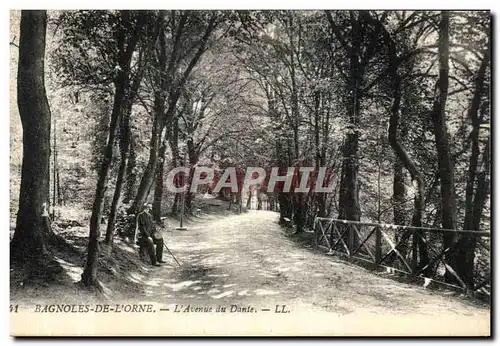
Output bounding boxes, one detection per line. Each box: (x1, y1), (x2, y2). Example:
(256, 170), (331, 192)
(463, 44), (489, 231)
(393, 158), (406, 225)
(228, 193), (233, 210)
(186, 192), (195, 212)
(123, 135), (137, 204)
(104, 42), (151, 243)
(122, 23), (159, 207)
(392, 123), (407, 230)
(56, 168), (62, 206)
(293, 195), (306, 233)
(185, 142), (199, 214)
(456, 135), (490, 289)
(104, 103), (132, 244)
(82, 83), (126, 285)
(465, 135), (489, 290)
(269, 195), (276, 212)
(11, 10), (52, 265)
(130, 100), (166, 214)
(338, 15), (361, 225)
(338, 133), (361, 246)
(238, 191), (243, 213)
(338, 135), (361, 221)
(152, 141), (167, 222)
(81, 11), (139, 286)
(246, 190), (252, 209)
(130, 15), (169, 215)
(368, 11), (430, 272)
(471, 135), (490, 228)
(431, 12), (458, 283)
(456, 43), (490, 288)
(166, 117), (180, 215)
(52, 118), (57, 220)
(472, 136), (490, 232)
(313, 92), (327, 218)
(278, 192), (292, 225)
(387, 75), (426, 267)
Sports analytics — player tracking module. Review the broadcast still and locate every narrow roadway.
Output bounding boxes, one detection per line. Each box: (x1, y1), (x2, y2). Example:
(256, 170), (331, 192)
(139, 210), (490, 335)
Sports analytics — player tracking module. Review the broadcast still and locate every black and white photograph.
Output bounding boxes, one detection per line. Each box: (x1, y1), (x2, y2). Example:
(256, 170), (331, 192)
(8, 8), (491, 336)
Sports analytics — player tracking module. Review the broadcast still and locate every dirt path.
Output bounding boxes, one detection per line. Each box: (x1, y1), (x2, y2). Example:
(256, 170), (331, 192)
(10, 210), (490, 336)
(137, 210), (489, 333)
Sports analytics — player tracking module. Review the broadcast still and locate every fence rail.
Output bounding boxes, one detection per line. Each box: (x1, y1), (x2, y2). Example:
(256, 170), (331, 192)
(314, 217), (491, 296)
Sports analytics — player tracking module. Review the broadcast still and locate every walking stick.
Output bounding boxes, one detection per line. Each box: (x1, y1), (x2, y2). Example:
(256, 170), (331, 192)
(163, 243), (182, 267)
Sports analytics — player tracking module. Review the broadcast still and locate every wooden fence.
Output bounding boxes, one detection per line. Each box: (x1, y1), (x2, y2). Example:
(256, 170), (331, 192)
(314, 217), (491, 296)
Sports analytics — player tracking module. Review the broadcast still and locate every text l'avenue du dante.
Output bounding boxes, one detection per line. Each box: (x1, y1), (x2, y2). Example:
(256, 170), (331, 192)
(28, 303), (291, 314)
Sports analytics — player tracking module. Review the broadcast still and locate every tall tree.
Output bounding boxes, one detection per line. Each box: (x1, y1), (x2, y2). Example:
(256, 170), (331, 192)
(456, 37), (490, 288)
(325, 11), (372, 225)
(104, 19), (158, 244)
(11, 10), (53, 266)
(431, 11), (458, 282)
(130, 11), (220, 215)
(81, 11), (144, 286)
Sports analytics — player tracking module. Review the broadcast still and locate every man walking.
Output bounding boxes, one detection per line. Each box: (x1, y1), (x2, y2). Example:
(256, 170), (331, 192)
(136, 203), (165, 266)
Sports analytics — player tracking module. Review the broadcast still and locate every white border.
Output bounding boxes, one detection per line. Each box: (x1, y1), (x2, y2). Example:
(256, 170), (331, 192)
(1, 3), (496, 345)
(1, 0), (497, 10)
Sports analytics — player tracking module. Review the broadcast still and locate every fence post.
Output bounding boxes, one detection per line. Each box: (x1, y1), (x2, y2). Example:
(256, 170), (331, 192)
(329, 223), (335, 251)
(348, 224), (354, 258)
(412, 230), (418, 274)
(375, 226), (381, 269)
(314, 218), (318, 248)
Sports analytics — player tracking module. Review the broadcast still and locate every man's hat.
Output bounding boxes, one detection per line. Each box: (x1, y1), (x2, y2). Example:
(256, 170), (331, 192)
(143, 203), (152, 210)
